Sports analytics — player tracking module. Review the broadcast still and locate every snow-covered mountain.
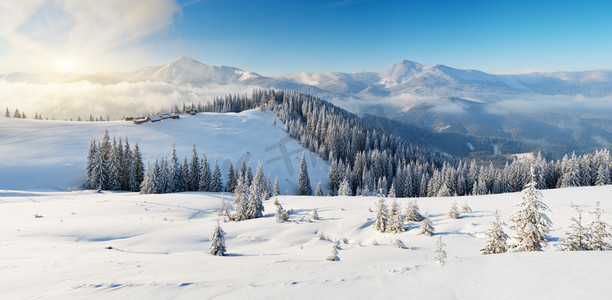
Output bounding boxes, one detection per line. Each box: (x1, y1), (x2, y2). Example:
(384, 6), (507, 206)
(5, 57), (612, 157)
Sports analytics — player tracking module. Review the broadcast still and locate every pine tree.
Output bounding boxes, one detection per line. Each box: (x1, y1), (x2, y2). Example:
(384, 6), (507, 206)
(13, 109), (20, 118)
(448, 200), (460, 219)
(86, 138), (98, 189)
(140, 162), (156, 194)
(311, 207), (319, 220)
(315, 180), (323, 196)
(405, 199), (424, 222)
(418, 212), (435, 236)
(388, 182), (396, 198)
(387, 199), (405, 233)
(595, 164), (611, 186)
(199, 152), (211, 191)
(373, 197), (388, 232)
(461, 201), (472, 214)
(121, 138), (133, 191)
(326, 244), (340, 261)
(131, 143), (145, 191)
(209, 222), (227, 256)
(273, 176), (280, 196)
(246, 162), (266, 219)
(217, 194), (230, 217)
(4, 108), (9, 118)
(481, 210), (509, 254)
(297, 152), (312, 195)
(274, 198), (289, 222)
(510, 172), (552, 251)
(210, 158), (223, 192)
(232, 174), (249, 221)
(560, 205), (590, 251)
(588, 201), (612, 250)
(338, 177), (352, 196)
(433, 236), (446, 261)
(226, 162), (237, 193)
(188, 144), (200, 191)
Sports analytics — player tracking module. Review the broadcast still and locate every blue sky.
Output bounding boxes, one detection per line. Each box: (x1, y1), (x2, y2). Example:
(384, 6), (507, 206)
(1, 0), (612, 74)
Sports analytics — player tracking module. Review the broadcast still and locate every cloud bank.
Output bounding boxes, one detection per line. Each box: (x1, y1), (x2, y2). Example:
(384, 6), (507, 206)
(0, 81), (259, 120)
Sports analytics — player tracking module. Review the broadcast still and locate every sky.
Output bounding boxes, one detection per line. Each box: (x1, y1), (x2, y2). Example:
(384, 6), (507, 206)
(1, 0), (612, 75)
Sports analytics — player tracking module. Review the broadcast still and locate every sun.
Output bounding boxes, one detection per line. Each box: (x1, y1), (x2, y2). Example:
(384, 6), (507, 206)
(57, 60), (75, 72)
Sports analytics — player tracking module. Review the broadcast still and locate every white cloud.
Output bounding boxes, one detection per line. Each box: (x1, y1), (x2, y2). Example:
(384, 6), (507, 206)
(0, 81), (259, 120)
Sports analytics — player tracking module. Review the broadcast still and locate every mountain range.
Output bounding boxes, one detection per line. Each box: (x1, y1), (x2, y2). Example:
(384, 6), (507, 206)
(4, 57), (612, 158)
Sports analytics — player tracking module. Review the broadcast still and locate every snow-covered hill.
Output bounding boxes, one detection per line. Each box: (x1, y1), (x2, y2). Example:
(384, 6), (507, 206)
(0, 109), (329, 193)
(0, 186), (610, 299)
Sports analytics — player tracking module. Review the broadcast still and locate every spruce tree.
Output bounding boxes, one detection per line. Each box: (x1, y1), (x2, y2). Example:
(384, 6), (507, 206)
(560, 205), (590, 251)
(588, 201), (612, 250)
(199, 152), (211, 191)
(211, 158), (223, 192)
(510, 172), (552, 251)
(461, 201), (473, 214)
(246, 162), (266, 219)
(86, 138), (98, 189)
(140, 162), (156, 194)
(388, 182), (396, 198)
(232, 174), (249, 221)
(188, 144), (200, 191)
(373, 197), (388, 232)
(274, 198), (289, 222)
(338, 177), (352, 196)
(448, 200), (460, 219)
(226, 162), (237, 193)
(297, 152), (312, 195)
(387, 199), (405, 233)
(433, 236), (446, 261)
(131, 143), (145, 191)
(4, 108), (9, 118)
(315, 180), (323, 196)
(481, 210), (509, 254)
(326, 244), (340, 261)
(418, 212), (435, 236)
(218, 194), (230, 217)
(273, 176), (280, 196)
(405, 199), (424, 222)
(209, 222), (227, 256)
(311, 207), (319, 220)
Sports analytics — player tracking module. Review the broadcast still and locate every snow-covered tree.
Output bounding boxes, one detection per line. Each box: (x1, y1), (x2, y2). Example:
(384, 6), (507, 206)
(210, 158), (223, 192)
(405, 199), (424, 222)
(560, 205), (590, 251)
(217, 194), (230, 217)
(140, 162), (156, 194)
(418, 212), (435, 236)
(274, 198), (289, 222)
(448, 200), (460, 219)
(433, 236), (446, 261)
(386, 199), (405, 233)
(326, 244), (340, 261)
(461, 201), (472, 214)
(388, 182), (396, 199)
(273, 176), (280, 196)
(199, 153), (211, 191)
(338, 177), (352, 196)
(588, 201), (612, 250)
(130, 143), (145, 192)
(315, 180), (323, 196)
(209, 222), (226, 256)
(372, 197), (388, 232)
(246, 162), (266, 219)
(188, 144), (200, 191)
(510, 172), (552, 251)
(297, 152), (312, 195)
(311, 207), (319, 220)
(393, 238), (407, 249)
(232, 174), (249, 221)
(481, 210), (509, 255)
(226, 162), (237, 193)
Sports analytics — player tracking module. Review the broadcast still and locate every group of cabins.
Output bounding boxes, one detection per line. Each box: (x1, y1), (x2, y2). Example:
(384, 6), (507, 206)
(126, 108), (198, 124)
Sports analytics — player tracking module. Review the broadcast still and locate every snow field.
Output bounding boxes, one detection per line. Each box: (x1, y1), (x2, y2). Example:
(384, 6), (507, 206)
(0, 109), (329, 193)
(1, 185), (611, 299)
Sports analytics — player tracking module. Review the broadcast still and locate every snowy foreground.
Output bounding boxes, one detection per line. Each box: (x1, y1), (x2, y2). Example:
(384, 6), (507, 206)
(1, 186), (611, 299)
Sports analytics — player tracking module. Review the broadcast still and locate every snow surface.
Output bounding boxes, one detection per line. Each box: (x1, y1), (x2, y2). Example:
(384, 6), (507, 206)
(0, 109), (329, 194)
(1, 186), (611, 299)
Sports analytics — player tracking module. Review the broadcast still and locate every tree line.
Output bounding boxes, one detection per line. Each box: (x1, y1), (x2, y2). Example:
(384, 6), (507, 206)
(199, 89), (612, 198)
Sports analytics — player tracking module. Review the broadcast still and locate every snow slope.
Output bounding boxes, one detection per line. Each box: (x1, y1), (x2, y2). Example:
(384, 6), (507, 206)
(0, 109), (329, 193)
(0, 186), (611, 299)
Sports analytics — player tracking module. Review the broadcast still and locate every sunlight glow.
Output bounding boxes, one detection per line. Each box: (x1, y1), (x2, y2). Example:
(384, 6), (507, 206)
(57, 60), (75, 71)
